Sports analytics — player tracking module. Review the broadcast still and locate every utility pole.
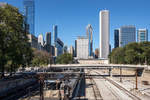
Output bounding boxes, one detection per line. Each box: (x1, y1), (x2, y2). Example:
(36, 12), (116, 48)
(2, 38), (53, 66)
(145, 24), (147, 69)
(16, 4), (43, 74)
(39, 74), (44, 100)
(135, 69), (138, 90)
(120, 67), (122, 82)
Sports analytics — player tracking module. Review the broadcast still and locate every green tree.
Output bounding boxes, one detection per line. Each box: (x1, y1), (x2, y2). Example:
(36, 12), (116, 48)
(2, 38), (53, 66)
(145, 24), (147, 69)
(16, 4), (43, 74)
(0, 4), (33, 77)
(31, 49), (50, 67)
(56, 53), (73, 64)
(109, 42), (150, 65)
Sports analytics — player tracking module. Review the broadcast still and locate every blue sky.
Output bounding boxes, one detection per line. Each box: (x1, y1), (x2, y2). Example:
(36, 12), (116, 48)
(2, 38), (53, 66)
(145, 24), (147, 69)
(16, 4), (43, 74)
(1, 0), (150, 50)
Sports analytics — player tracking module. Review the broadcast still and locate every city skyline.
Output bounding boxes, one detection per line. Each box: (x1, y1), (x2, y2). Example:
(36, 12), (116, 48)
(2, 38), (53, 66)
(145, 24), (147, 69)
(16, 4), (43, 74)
(1, 0), (150, 50)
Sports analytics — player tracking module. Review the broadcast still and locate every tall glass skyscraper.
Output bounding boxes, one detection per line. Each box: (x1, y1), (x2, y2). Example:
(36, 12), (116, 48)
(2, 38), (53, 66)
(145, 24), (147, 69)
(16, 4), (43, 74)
(53, 25), (58, 46)
(23, 0), (35, 35)
(86, 24), (93, 57)
(137, 29), (148, 42)
(114, 29), (120, 48)
(119, 26), (136, 47)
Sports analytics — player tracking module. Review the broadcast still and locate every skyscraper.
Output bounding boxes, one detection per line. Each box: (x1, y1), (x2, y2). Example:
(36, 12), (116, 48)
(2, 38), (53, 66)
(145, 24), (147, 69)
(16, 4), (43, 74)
(137, 29), (148, 42)
(114, 29), (120, 48)
(46, 32), (51, 45)
(38, 34), (44, 46)
(75, 40), (77, 57)
(45, 32), (51, 53)
(77, 37), (89, 59)
(86, 24), (93, 57)
(99, 10), (110, 59)
(119, 26), (136, 47)
(53, 25), (58, 45)
(23, 0), (35, 35)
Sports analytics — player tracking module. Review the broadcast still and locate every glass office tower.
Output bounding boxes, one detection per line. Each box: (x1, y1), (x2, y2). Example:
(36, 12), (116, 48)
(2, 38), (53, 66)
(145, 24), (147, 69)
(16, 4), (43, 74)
(23, 0), (35, 35)
(119, 26), (136, 47)
(138, 29), (148, 42)
(114, 29), (120, 48)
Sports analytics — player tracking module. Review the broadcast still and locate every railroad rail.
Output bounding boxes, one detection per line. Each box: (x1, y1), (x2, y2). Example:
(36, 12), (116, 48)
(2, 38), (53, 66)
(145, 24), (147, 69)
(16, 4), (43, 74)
(94, 71), (141, 100)
(88, 71), (103, 100)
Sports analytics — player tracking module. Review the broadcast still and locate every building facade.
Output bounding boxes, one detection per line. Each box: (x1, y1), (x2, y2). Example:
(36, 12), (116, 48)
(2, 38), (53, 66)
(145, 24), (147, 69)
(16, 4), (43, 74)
(77, 37), (89, 59)
(55, 38), (64, 56)
(86, 24), (93, 57)
(53, 25), (58, 46)
(99, 10), (110, 59)
(75, 40), (77, 57)
(114, 29), (120, 48)
(45, 32), (51, 53)
(27, 34), (38, 49)
(119, 26), (136, 47)
(137, 29), (148, 42)
(46, 32), (51, 45)
(23, 0), (35, 35)
(38, 34), (44, 46)
(69, 45), (74, 56)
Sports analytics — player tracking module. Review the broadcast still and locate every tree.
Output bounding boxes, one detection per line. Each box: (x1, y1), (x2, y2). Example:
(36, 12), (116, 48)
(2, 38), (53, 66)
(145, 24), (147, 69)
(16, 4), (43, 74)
(56, 53), (73, 64)
(31, 49), (50, 67)
(109, 42), (150, 65)
(0, 4), (33, 77)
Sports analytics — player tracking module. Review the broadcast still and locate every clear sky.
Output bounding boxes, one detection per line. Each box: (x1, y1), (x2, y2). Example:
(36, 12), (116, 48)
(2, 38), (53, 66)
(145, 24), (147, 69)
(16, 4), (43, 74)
(1, 0), (150, 50)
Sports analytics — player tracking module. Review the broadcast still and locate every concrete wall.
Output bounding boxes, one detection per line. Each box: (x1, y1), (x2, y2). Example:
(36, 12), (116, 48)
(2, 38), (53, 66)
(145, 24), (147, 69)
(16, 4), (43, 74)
(78, 59), (109, 64)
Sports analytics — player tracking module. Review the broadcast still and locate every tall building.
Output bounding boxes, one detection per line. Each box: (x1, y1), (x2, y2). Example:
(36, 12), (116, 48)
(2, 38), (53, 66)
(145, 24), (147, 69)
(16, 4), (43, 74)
(119, 26), (136, 47)
(75, 40), (77, 57)
(114, 29), (120, 48)
(53, 25), (58, 45)
(99, 10), (110, 59)
(77, 37), (89, 59)
(55, 38), (64, 56)
(38, 34), (44, 46)
(23, 0), (35, 35)
(27, 34), (38, 49)
(86, 24), (93, 57)
(137, 29), (148, 42)
(69, 45), (74, 56)
(45, 32), (51, 53)
(46, 32), (51, 45)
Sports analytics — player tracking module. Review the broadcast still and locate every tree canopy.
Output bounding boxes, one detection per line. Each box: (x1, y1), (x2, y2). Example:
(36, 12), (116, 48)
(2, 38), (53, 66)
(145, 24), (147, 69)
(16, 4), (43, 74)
(56, 53), (73, 64)
(0, 4), (33, 77)
(109, 42), (150, 65)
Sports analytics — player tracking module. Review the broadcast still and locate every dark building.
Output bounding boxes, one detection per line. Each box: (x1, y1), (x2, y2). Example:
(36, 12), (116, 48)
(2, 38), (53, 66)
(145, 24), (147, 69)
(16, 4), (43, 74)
(75, 40), (77, 57)
(53, 25), (58, 46)
(23, 0), (35, 35)
(114, 29), (119, 48)
(44, 32), (51, 53)
(46, 32), (51, 45)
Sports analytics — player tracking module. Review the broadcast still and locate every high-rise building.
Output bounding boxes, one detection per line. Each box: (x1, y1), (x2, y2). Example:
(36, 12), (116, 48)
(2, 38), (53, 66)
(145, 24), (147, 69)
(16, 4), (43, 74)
(99, 10), (110, 59)
(45, 32), (51, 53)
(77, 36), (89, 59)
(53, 25), (58, 45)
(55, 38), (64, 56)
(75, 40), (77, 57)
(46, 32), (51, 45)
(23, 0), (35, 35)
(114, 29), (120, 48)
(119, 26), (136, 47)
(38, 34), (44, 46)
(137, 29), (148, 42)
(86, 24), (93, 57)
(69, 45), (74, 56)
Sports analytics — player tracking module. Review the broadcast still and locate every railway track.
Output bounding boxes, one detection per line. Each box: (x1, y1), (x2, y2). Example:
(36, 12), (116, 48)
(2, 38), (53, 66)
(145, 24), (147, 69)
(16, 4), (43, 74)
(88, 71), (103, 100)
(93, 70), (141, 100)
